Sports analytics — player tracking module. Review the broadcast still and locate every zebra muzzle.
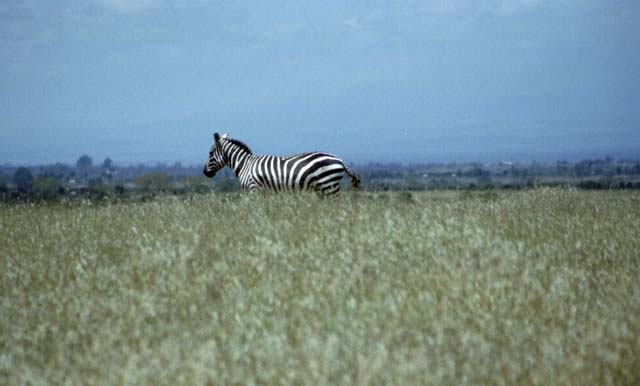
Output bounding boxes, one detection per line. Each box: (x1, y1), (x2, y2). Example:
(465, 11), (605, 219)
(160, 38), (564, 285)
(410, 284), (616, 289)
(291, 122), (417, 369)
(203, 165), (215, 178)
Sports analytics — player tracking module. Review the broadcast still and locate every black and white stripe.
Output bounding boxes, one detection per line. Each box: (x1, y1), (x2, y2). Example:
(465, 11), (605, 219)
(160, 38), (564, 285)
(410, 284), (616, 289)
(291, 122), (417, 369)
(203, 133), (360, 194)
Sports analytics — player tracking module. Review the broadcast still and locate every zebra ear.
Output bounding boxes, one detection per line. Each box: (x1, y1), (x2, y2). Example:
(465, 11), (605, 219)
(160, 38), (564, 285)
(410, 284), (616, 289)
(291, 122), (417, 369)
(214, 133), (220, 143)
(222, 133), (228, 139)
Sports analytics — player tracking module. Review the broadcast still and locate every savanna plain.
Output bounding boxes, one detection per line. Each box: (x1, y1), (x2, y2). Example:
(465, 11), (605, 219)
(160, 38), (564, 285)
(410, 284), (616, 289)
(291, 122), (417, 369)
(1, 189), (639, 386)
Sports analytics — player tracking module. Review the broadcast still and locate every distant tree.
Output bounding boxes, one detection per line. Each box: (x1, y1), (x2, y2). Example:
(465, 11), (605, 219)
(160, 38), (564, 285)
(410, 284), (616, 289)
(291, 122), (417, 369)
(76, 155), (93, 170)
(33, 176), (63, 200)
(136, 172), (171, 192)
(114, 185), (126, 197)
(88, 177), (104, 188)
(574, 160), (593, 177)
(14, 167), (34, 192)
(0, 173), (7, 192)
(104, 170), (113, 183)
(466, 166), (487, 177)
(183, 176), (210, 193)
(43, 163), (73, 180)
(102, 158), (113, 169)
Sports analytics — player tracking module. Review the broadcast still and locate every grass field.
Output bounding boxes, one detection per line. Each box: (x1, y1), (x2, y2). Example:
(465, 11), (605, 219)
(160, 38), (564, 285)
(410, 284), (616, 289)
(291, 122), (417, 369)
(1, 189), (639, 385)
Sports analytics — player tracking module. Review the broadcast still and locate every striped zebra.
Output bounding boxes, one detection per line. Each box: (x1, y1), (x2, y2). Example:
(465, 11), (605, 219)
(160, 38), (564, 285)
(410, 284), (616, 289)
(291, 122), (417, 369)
(203, 133), (360, 195)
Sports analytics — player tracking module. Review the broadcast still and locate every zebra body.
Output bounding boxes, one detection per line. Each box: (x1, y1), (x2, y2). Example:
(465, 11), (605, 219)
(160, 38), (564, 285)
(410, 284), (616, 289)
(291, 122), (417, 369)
(203, 133), (360, 194)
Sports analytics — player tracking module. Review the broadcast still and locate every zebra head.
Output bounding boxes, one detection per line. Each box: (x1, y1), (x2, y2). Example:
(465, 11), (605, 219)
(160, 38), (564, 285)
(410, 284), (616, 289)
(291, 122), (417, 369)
(203, 132), (228, 178)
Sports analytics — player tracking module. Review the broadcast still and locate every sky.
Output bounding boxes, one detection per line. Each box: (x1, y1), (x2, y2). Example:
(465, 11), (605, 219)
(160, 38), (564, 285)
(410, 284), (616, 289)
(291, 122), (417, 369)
(1, 0), (639, 165)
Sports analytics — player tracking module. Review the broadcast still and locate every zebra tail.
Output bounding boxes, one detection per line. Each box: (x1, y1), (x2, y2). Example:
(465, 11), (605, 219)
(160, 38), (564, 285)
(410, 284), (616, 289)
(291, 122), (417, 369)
(343, 164), (361, 189)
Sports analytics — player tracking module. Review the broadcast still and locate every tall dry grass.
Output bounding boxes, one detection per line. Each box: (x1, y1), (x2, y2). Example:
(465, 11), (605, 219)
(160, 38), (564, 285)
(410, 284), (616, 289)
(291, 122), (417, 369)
(1, 189), (639, 385)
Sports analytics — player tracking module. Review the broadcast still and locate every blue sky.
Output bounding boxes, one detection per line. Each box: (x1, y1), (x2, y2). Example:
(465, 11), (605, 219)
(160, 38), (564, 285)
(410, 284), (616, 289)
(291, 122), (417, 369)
(1, 0), (638, 165)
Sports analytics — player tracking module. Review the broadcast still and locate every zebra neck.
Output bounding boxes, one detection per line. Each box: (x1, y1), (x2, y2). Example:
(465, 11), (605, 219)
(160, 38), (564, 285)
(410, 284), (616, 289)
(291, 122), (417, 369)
(225, 145), (252, 178)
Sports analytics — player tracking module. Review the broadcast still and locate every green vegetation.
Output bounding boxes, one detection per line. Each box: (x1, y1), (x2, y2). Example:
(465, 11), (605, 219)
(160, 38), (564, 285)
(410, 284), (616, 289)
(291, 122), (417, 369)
(2, 157), (639, 204)
(136, 172), (172, 192)
(1, 189), (639, 385)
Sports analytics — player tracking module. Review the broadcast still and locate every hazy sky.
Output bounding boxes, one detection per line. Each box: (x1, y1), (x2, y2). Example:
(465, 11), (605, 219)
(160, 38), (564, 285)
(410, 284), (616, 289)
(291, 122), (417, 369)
(1, 0), (638, 165)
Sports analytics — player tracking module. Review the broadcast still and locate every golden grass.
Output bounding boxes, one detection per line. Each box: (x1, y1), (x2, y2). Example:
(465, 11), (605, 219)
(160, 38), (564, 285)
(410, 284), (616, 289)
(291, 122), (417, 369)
(1, 189), (639, 385)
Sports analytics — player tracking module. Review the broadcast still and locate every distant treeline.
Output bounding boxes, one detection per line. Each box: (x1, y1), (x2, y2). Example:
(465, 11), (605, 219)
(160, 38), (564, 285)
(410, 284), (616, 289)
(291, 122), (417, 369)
(1, 155), (639, 202)
(359, 158), (640, 191)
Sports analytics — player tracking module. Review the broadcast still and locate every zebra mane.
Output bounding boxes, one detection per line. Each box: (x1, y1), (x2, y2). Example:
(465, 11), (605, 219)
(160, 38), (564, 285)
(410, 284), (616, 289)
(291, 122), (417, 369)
(226, 138), (252, 155)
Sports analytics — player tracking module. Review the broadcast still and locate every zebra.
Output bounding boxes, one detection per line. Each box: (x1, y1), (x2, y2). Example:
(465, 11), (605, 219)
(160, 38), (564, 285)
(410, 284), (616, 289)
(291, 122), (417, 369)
(203, 133), (360, 195)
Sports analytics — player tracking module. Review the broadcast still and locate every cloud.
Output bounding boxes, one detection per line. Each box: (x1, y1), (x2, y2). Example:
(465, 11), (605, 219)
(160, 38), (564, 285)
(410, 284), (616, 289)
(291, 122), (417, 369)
(343, 17), (359, 30)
